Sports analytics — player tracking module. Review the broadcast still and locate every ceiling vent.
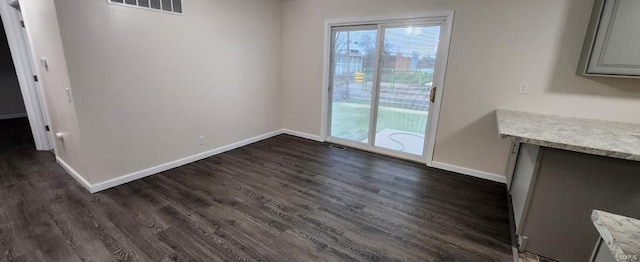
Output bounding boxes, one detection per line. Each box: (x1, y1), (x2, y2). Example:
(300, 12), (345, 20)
(109, 0), (182, 14)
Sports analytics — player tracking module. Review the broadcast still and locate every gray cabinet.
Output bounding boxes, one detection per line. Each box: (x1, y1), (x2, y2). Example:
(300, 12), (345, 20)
(510, 143), (539, 244)
(578, 0), (640, 77)
(508, 146), (640, 261)
(505, 142), (520, 191)
(590, 238), (617, 262)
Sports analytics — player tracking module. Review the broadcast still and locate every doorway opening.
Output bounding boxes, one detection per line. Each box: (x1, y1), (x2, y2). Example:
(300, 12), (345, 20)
(324, 12), (454, 164)
(0, 0), (53, 151)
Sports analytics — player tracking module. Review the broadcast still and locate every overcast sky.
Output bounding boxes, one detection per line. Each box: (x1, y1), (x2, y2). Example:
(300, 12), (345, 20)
(337, 26), (440, 57)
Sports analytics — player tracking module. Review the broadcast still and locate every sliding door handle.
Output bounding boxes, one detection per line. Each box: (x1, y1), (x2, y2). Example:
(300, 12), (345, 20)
(430, 86), (437, 103)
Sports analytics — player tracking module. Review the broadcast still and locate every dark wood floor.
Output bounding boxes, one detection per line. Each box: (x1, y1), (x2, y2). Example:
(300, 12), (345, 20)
(0, 118), (513, 261)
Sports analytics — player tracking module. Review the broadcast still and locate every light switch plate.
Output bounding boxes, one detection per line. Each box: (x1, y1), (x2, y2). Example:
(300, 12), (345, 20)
(40, 58), (49, 71)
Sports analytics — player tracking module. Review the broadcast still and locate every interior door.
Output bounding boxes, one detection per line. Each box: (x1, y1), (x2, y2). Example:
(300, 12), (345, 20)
(17, 10), (53, 151)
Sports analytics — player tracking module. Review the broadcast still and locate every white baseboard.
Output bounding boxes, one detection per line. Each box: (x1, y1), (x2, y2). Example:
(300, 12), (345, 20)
(430, 161), (507, 184)
(56, 156), (93, 192)
(59, 130), (283, 193)
(57, 128), (504, 193)
(278, 130), (504, 184)
(89, 129), (284, 193)
(0, 113), (27, 120)
(280, 130), (506, 184)
(281, 129), (324, 142)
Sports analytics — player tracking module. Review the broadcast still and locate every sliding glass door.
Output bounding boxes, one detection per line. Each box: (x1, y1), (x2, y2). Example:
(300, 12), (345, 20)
(328, 20), (445, 161)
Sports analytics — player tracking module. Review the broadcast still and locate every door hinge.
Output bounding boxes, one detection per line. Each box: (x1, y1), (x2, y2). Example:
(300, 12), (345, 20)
(20, 21), (25, 28)
(45, 125), (50, 131)
(33, 75), (39, 82)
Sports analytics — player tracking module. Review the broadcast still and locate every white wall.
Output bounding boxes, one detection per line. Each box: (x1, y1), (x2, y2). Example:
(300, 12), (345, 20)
(17, 0), (640, 188)
(52, 0), (283, 184)
(281, 0), (640, 177)
(21, 0), (88, 175)
(0, 18), (26, 118)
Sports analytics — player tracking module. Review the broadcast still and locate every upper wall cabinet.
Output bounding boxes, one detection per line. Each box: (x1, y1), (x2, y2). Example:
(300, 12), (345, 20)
(578, 0), (640, 78)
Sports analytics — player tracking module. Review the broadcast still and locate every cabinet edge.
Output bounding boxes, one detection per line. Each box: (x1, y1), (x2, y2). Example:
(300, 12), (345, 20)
(577, 0), (606, 76)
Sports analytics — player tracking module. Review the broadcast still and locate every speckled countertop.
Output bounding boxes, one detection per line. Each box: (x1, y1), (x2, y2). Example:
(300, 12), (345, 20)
(592, 210), (640, 262)
(496, 109), (640, 161)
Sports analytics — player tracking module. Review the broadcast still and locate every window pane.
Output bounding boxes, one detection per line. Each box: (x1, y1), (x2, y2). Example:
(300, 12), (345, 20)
(330, 29), (378, 143)
(373, 25), (440, 156)
(124, 0), (136, 5)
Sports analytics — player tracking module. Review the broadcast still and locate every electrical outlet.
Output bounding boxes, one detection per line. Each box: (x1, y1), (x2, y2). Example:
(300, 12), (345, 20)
(65, 88), (73, 103)
(519, 83), (529, 95)
(198, 136), (205, 145)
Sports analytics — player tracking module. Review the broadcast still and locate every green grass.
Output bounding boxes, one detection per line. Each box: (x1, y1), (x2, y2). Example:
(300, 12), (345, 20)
(331, 102), (428, 141)
(361, 69), (434, 86)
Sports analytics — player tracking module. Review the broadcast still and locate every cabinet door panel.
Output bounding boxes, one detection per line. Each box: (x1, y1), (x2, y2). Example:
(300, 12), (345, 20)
(510, 144), (540, 236)
(588, 0), (640, 75)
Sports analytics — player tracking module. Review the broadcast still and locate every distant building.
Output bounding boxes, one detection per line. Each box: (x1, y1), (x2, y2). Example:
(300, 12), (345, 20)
(334, 49), (364, 75)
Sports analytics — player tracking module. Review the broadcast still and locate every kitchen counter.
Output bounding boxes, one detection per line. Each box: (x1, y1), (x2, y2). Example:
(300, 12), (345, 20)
(496, 109), (640, 161)
(592, 210), (640, 262)
(498, 110), (640, 261)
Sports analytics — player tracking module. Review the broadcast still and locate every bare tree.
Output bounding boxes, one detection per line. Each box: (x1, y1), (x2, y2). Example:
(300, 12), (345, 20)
(357, 33), (393, 70)
(417, 55), (436, 69)
(332, 32), (351, 100)
(334, 32), (348, 55)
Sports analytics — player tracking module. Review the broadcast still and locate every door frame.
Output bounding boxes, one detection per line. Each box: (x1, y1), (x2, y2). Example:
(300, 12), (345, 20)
(0, 0), (54, 151)
(321, 11), (454, 165)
